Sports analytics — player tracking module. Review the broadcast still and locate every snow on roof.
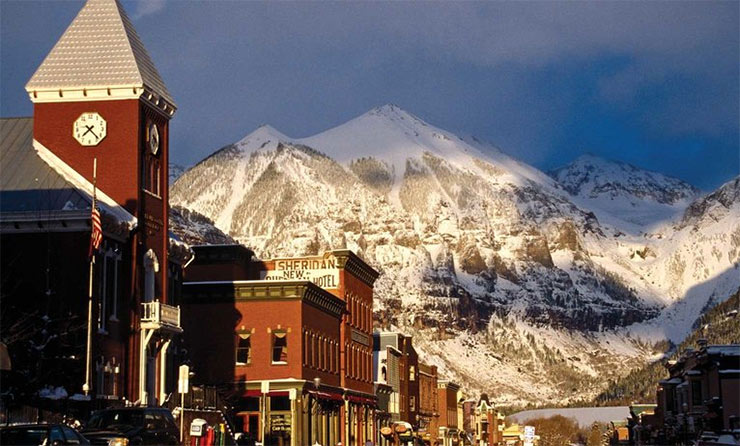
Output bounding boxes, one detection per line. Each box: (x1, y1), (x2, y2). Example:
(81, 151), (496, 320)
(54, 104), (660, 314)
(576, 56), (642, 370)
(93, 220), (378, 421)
(33, 139), (136, 229)
(25, 0), (174, 107)
(659, 378), (683, 385)
(706, 345), (740, 356)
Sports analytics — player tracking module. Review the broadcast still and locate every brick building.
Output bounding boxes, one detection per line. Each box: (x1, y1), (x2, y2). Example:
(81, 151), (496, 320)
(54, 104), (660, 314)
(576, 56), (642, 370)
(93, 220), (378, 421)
(182, 278), (345, 446)
(418, 362), (439, 445)
(374, 332), (420, 428)
(181, 248), (379, 446)
(651, 343), (740, 445)
(0, 0), (188, 407)
(472, 394), (504, 446)
(437, 380), (461, 446)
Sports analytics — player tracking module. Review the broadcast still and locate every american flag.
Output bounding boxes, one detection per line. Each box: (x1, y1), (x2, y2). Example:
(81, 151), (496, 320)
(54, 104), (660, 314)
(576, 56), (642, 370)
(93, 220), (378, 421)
(89, 205), (102, 257)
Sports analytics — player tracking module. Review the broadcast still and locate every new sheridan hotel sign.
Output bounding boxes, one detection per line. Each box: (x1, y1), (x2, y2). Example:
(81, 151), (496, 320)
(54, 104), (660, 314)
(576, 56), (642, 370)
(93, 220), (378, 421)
(260, 255), (340, 289)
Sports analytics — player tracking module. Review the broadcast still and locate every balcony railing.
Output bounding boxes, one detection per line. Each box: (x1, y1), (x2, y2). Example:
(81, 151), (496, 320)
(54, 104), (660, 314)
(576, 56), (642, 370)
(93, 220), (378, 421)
(141, 300), (182, 333)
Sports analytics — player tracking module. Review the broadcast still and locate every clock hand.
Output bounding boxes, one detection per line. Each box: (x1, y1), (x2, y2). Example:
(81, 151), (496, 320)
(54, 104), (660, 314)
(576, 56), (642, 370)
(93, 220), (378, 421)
(82, 125), (99, 139)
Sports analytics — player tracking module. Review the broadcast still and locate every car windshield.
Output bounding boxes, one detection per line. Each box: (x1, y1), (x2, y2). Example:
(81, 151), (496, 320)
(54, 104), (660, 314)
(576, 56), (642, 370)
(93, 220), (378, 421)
(0, 427), (48, 446)
(86, 411), (143, 432)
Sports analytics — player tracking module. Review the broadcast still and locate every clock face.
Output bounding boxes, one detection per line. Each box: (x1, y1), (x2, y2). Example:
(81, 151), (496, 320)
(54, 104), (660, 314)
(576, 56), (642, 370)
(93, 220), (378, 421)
(73, 112), (107, 146)
(148, 123), (160, 155)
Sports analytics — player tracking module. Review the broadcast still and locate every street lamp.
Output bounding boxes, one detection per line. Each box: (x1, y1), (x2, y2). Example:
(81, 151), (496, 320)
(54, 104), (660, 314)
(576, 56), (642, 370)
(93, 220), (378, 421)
(311, 377), (321, 444)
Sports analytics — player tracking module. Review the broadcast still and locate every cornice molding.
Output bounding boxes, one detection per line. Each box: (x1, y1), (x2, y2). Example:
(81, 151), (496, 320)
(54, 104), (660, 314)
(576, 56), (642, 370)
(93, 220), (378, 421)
(183, 280), (345, 318)
(27, 86), (176, 118)
(331, 250), (380, 287)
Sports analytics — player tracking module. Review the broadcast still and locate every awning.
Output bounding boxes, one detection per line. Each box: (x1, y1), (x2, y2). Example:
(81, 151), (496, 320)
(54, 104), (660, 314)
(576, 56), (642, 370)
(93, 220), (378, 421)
(347, 394), (377, 406)
(244, 390), (290, 397)
(308, 390), (344, 402)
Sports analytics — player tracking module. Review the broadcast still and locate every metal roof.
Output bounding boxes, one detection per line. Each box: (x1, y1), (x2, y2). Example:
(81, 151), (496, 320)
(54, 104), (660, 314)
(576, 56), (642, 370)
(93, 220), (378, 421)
(0, 117), (89, 213)
(25, 0), (175, 107)
(0, 117), (135, 233)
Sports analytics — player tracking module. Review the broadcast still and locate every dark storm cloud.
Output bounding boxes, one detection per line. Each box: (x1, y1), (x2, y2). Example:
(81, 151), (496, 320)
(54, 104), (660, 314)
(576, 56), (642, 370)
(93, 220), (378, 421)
(1, 1), (737, 189)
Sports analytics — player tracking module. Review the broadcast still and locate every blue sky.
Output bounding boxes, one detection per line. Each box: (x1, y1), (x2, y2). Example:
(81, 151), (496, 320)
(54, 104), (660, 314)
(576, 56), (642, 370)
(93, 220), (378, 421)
(2, 1), (738, 190)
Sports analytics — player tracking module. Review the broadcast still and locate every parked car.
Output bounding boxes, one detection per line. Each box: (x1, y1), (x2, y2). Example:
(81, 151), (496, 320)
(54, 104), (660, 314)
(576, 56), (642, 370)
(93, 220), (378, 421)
(0, 423), (90, 445)
(81, 407), (178, 445)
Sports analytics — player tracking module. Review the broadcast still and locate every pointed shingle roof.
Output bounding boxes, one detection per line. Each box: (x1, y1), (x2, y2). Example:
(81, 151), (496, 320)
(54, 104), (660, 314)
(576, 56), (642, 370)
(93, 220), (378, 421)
(25, 0), (175, 108)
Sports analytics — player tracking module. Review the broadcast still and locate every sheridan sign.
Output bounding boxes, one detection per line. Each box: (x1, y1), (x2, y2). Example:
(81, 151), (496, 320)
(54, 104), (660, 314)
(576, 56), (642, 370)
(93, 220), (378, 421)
(261, 255), (340, 289)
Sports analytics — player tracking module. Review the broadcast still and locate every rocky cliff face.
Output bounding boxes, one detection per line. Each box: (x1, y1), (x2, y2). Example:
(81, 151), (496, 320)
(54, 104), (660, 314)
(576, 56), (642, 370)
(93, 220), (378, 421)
(170, 105), (739, 405)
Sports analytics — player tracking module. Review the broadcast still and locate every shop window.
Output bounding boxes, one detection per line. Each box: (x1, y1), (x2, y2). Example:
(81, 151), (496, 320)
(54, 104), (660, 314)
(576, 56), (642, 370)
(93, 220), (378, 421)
(272, 331), (288, 363)
(236, 333), (251, 365)
(237, 397), (260, 411)
(270, 396), (290, 411)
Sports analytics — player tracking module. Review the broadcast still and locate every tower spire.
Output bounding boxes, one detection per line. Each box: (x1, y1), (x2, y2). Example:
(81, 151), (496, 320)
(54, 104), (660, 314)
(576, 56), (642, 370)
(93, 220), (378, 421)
(25, 0), (175, 114)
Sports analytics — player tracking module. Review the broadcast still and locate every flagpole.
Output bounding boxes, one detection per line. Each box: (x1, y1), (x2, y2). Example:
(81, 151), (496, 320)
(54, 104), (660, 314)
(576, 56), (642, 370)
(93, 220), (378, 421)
(83, 158), (97, 396)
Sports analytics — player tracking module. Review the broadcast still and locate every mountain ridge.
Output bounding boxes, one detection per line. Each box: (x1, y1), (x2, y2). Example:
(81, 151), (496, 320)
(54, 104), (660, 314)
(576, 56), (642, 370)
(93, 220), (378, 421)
(170, 105), (740, 405)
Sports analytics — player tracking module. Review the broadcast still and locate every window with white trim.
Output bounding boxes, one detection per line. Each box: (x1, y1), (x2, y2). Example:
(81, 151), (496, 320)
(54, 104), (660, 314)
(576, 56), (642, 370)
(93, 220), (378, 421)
(236, 332), (251, 365)
(272, 331), (288, 363)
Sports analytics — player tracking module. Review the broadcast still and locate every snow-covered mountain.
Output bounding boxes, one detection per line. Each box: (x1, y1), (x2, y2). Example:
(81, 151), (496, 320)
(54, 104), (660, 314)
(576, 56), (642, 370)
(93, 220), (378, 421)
(626, 176), (740, 343)
(549, 154), (700, 229)
(169, 163), (187, 185)
(170, 105), (740, 405)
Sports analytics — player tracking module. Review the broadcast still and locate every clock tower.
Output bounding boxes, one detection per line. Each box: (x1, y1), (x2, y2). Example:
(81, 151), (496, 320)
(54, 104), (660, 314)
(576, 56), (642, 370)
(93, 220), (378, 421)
(25, 0), (178, 402)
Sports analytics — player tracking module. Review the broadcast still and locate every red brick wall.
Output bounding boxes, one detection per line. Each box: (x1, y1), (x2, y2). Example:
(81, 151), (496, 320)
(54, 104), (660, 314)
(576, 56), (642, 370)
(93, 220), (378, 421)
(34, 100), (171, 305)
(184, 262), (254, 282)
(181, 295), (341, 389)
(33, 100), (142, 212)
(337, 271), (374, 396)
(181, 301), (239, 385)
(301, 301), (341, 388)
